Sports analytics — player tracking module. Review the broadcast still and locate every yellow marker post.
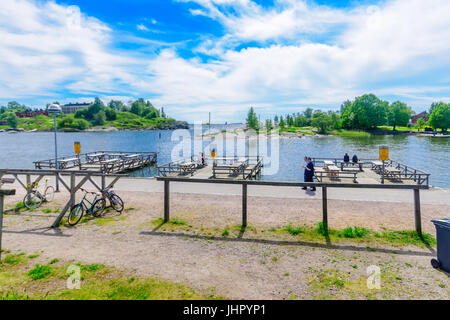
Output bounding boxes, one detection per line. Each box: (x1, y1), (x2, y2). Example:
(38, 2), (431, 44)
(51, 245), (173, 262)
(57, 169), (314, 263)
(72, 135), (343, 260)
(379, 146), (389, 184)
(74, 141), (81, 155)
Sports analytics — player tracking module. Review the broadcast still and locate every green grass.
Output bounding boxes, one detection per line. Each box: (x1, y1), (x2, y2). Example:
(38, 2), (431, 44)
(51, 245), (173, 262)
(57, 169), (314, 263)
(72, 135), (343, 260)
(27, 264), (52, 280)
(268, 223), (435, 247)
(332, 129), (371, 137)
(0, 252), (222, 300)
(284, 225), (305, 236)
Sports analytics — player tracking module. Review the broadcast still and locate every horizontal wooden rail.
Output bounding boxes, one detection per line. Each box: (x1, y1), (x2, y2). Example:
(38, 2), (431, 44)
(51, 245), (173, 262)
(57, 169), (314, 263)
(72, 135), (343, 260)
(156, 177), (427, 237)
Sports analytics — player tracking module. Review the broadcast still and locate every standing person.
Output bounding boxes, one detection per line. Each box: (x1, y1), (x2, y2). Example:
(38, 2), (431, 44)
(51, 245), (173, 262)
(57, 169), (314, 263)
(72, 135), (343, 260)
(302, 157), (316, 191)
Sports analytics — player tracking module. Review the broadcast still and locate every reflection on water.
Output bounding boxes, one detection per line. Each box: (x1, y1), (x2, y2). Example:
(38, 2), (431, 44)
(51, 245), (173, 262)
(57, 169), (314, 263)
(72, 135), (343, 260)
(0, 128), (449, 188)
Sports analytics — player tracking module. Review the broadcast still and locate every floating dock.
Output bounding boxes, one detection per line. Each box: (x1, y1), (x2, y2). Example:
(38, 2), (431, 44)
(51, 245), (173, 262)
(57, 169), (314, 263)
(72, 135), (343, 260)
(34, 151), (157, 174)
(157, 156), (263, 180)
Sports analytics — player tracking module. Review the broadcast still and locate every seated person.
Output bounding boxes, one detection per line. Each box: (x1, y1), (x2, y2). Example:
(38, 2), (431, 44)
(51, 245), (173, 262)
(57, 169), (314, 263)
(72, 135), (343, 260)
(352, 154), (358, 163)
(344, 153), (350, 163)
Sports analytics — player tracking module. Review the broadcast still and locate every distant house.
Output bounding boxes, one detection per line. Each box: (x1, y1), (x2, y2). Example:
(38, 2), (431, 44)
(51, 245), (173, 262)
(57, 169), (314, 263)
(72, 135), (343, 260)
(61, 103), (91, 114)
(0, 120), (7, 125)
(410, 111), (428, 124)
(15, 110), (49, 118)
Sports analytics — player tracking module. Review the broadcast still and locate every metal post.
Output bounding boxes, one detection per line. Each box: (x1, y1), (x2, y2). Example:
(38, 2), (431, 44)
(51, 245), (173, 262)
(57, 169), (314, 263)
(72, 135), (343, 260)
(322, 187), (328, 234)
(381, 160), (385, 184)
(54, 115), (60, 192)
(101, 175), (106, 190)
(414, 189), (422, 236)
(164, 180), (170, 222)
(242, 183), (247, 227)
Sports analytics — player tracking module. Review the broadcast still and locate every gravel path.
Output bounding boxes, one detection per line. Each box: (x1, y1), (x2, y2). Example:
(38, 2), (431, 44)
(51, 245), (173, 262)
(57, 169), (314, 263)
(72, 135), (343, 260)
(1, 190), (449, 299)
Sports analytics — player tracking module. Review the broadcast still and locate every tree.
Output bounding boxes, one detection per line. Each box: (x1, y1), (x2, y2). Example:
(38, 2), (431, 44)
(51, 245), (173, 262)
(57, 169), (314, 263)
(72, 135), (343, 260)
(161, 107), (166, 118)
(303, 108), (313, 120)
(341, 94), (388, 129)
(415, 117), (426, 131)
(329, 112), (341, 130)
(294, 114), (308, 127)
(279, 116), (285, 128)
(6, 113), (19, 128)
(86, 98), (105, 120)
(108, 100), (125, 111)
(92, 110), (106, 126)
(311, 112), (332, 134)
(265, 119), (273, 131)
(105, 107), (117, 121)
(387, 101), (412, 131)
(273, 115), (279, 125)
(429, 103), (450, 132)
(245, 107), (259, 129)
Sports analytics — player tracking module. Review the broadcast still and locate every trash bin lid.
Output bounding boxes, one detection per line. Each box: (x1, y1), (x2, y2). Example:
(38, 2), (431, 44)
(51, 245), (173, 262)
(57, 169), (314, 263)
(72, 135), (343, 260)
(431, 219), (450, 230)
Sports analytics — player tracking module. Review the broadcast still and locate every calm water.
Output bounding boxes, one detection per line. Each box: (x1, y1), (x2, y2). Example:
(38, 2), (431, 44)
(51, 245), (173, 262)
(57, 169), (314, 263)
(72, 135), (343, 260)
(0, 126), (449, 188)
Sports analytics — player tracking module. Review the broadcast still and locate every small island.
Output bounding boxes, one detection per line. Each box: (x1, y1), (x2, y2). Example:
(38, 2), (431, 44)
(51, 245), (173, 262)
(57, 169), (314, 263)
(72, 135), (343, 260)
(0, 98), (188, 132)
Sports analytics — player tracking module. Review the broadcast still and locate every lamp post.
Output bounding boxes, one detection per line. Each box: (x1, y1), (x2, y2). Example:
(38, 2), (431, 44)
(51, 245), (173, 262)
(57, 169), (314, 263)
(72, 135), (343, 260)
(47, 104), (62, 192)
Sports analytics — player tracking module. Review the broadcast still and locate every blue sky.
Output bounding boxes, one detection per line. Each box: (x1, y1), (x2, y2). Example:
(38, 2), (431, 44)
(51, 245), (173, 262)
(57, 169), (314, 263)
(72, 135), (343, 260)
(1, 0), (450, 122)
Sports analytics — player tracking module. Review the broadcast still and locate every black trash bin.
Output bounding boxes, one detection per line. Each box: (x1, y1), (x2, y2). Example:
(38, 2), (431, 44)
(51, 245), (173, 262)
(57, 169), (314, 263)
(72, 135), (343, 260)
(431, 219), (450, 272)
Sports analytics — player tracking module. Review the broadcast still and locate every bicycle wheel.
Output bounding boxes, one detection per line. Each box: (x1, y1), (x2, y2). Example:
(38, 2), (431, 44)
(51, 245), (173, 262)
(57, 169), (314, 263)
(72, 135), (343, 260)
(110, 194), (124, 212)
(92, 198), (106, 217)
(23, 191), (43, 210)
(68, 204), (84, 226)
(44, 186), (55, 202)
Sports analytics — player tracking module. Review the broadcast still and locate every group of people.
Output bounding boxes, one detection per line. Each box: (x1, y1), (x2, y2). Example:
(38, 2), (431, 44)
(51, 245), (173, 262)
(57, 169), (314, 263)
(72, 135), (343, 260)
(302, 153), (360, 191)
(343, 153), (358, 163)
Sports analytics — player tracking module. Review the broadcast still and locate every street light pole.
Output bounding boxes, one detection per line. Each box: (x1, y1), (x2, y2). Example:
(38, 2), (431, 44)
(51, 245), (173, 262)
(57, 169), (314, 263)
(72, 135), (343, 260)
(48, 104), (62, 192)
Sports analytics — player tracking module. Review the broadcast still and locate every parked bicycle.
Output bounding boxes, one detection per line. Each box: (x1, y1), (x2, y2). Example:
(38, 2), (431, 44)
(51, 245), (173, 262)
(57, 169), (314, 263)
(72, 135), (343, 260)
(24, 178), (55, 210)
(68, 188), (106, 226)
(101, 187), (124, 213)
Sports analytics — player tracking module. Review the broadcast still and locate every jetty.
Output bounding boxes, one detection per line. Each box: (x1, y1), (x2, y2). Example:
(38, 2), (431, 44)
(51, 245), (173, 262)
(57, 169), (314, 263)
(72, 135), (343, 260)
(34, 151), (157, 174)
(311, 157), (430, 187)
(157, 156), (263, 180)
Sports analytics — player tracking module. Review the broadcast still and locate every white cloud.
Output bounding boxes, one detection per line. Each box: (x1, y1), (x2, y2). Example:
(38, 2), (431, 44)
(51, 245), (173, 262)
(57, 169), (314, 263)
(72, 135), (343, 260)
(0, 0), (139, 100)
(1, 0), (450, 122)
(137, 24), (150, 31)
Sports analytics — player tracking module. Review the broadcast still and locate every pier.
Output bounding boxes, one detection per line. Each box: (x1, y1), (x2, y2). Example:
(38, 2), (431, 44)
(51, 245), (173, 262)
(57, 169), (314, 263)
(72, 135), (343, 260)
(34, 151), (157, 174)
(157, 156), (263, 180)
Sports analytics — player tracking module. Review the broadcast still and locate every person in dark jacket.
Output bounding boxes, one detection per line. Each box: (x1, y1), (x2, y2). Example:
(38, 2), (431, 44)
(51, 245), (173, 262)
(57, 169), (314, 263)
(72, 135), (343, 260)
(352, 154), (358, 163)
(302, 157), (316, 191)
(344, 153), (350, 163)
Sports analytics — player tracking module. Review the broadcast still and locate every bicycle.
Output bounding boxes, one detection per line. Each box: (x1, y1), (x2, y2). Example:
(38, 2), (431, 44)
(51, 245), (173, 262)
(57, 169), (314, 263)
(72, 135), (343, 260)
(23, 178), (55, 210)
(101, 187), (124, 213)
(68, 188), (106, 226)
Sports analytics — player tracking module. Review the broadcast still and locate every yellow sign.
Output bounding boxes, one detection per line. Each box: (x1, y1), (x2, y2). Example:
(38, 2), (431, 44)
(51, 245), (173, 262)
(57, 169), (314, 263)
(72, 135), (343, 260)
(74, 141), (81, 154)
(379, 146), (389, 161)
(206, 123), (211, 126)
(210, 151), (216, 158)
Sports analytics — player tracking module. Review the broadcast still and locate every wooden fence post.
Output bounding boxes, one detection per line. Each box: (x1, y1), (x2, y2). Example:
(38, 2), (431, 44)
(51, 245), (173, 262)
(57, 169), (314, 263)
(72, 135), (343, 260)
(242, 183), (247, 227)
(414, 189), (422, 237)
(164, 180), (170, 222)
(0, 189), (16, 262)
(322, 186), (328, 234)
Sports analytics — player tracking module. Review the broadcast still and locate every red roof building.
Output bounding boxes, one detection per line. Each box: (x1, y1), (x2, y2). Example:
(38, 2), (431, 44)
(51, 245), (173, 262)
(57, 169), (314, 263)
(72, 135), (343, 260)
(410, 111), (428, 124)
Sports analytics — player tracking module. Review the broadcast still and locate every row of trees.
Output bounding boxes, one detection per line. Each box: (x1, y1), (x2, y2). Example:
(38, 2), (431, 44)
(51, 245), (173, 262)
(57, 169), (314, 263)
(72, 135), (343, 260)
(246, 94), (450, 133)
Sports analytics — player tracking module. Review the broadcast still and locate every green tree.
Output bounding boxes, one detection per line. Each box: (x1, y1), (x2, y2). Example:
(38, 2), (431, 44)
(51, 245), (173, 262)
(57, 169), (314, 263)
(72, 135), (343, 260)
(387, 101), (412, 131)
(92, 110), (106, 126)
(303, 108), (313, 119)
(108, 100), (125, 111)
(86, 98), (105, 120)
(274, 115), (279, 125)
(265, 119), (273, 131)
(245, 107), (259, 129)
(311, 112), (332, 134)
(105, 107), (117, 121)
(294, 114), (308, 127)
(429, 103), (450, 132)
(415, 117), (426, 131)
(341, 94), (388, 129)
(6, 113), (19, 128)
(279, 116), (285, 128)
(329, 112), (341, 130)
